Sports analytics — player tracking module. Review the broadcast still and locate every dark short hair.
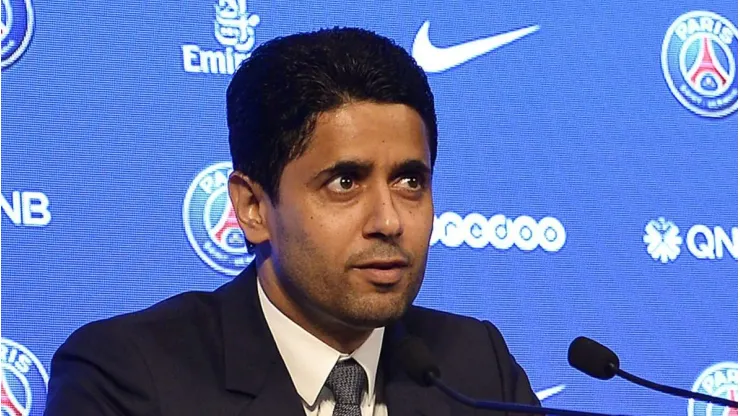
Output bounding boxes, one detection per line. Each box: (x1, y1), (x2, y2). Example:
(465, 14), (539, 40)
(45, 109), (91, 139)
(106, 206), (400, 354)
(226, 27), (438, 204)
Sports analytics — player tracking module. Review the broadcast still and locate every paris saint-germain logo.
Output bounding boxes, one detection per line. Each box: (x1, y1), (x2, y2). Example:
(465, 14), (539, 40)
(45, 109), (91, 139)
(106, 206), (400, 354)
(184, 162), (254, 276)
(662, 11), (738, 118)
(1, 0), (34, 69)
(688, 362), (738, 416)
(1, 338), (49, 416)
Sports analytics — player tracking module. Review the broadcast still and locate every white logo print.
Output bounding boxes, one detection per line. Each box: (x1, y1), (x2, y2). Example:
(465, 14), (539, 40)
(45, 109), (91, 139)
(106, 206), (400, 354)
(535, 384), (566, 401)
(431, 213), (566, 252)
(1, 338), (49, 415)
(687, 362), (738, 416)
(661, 11), (738, 118)
(644, 218), (738, 263)
(644, 217), (683, 263)
(182, 0), (260, 75)
(411, 21), (539, 73)
(1, 190), (51, 226)
(685, 224), (738, 260)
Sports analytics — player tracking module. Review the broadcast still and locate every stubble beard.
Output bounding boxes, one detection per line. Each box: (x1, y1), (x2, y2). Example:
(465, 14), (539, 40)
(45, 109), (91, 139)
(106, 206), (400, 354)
(277, 256), (426, 331)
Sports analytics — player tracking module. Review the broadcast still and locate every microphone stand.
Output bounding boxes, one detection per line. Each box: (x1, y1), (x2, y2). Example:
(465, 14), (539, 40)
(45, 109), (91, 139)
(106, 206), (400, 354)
(428, 373), (633, 416)
(610, 364), (738, 408)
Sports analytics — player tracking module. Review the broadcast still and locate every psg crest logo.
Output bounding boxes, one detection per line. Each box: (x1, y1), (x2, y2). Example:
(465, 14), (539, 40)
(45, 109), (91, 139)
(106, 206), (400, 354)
(688, 362), (738, 416)
(1, 0), (34, 69)
(183, 162), (254, 276)
(661, 11), (738, 118)
(1, 338), (49, 416)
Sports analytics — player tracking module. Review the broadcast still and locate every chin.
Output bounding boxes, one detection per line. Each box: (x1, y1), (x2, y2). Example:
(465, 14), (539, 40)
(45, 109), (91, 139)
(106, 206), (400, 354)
(340, 294), (411, 328)
(342, 315), (400, 330)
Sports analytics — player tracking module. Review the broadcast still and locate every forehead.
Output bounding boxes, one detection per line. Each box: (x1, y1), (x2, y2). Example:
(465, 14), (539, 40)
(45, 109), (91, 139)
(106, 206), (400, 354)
(299, 101), (431, 166)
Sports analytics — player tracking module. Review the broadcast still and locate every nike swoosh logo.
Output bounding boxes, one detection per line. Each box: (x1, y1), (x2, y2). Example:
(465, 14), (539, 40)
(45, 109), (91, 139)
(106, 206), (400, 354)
(535, 384), (566, 401)
(411, 21), (540, 73)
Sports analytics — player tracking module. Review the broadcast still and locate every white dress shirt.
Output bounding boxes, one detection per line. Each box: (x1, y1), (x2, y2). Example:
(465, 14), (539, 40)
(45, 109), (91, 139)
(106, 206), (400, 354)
(257, 279), (389, 416)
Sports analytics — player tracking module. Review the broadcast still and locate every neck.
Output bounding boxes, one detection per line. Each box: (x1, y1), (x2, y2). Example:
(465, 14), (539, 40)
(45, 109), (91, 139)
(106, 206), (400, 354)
(257, 262), (372, 354)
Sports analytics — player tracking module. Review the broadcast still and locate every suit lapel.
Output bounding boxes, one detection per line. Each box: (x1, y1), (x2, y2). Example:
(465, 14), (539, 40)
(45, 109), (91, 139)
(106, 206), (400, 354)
(234, 360), (305, 415)
(381, 321), (452, 416)
(215, 263), (305, 415)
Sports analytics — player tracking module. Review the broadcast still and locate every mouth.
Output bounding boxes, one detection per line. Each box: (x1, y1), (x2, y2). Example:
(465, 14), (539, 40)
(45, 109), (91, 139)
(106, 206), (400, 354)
(351, 259), (409, 286)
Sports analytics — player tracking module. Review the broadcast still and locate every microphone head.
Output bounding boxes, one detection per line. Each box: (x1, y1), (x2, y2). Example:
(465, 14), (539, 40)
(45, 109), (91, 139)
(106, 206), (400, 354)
(568, 336), (620, 380)
(395, 335), (441, 387)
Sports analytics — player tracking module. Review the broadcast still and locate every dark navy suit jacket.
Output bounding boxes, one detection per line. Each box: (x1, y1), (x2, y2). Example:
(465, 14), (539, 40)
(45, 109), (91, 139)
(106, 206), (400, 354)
(44, 264), (540, 415)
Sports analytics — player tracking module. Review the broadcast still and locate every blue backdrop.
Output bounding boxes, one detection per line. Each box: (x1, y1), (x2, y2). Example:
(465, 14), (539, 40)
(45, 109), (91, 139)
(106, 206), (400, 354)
(2, 1), (737, 415)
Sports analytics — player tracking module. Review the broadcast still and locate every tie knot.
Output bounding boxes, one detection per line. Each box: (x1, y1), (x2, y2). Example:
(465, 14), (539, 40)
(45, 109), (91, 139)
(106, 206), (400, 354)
(325, 358), (367, 406)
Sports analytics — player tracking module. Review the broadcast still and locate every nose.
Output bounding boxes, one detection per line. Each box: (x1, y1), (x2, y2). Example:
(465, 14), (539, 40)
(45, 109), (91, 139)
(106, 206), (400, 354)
(362, 185), (403, 240)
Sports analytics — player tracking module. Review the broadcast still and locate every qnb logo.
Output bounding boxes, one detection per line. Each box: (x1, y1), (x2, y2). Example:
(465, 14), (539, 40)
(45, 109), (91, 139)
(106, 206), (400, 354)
(182, 0), (260, 75)
(430, 212), (566, 252)
(686, 224), (738, 260)
(643, 218), (683, 263)
(0, 191), (51, 226)
(643, 218), (737, 263)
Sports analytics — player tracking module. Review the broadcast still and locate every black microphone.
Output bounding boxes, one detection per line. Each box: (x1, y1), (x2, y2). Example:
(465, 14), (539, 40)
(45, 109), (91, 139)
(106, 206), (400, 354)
(568, 336), (738, 409)
(396, 335), (629, 416)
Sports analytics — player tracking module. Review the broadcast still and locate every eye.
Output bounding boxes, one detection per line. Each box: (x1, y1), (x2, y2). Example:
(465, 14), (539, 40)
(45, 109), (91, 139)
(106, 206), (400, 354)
(397, 175), (425, 190)
(326, 176), (357, 193)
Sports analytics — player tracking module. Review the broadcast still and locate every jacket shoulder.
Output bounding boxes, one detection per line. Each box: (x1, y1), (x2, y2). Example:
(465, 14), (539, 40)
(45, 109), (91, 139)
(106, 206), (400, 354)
(46, 288), (229, 414)
(403, 304), (490, 340)
(402, 305), (539, 406)
(74, 287), (225, 358)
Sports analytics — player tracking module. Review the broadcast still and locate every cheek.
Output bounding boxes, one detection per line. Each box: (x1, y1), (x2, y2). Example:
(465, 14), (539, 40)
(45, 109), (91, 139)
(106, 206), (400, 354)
(310, 214), (357, 242)
(399, 213), (433, 252)
(270, 207), (310, 254)
(281, 207), (354, 250)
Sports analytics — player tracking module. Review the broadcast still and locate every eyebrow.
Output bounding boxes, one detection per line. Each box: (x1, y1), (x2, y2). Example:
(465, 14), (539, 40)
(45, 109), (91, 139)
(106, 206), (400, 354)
(388, 159), (432, 179)
(312, 158), (431, 182)
(312, 160), (373, 182)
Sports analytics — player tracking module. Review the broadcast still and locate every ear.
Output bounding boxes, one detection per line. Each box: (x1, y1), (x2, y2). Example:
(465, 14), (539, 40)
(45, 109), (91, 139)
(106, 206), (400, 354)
(228, 171), (271, 247)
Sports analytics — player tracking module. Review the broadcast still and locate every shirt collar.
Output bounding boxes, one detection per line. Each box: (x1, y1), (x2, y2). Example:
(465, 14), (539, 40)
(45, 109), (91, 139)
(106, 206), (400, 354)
(257, 278), (385, 407)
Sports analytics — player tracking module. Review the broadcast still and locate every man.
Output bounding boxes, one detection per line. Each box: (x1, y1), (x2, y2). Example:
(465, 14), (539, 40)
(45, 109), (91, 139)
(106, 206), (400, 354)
(44, 27), (540, 415)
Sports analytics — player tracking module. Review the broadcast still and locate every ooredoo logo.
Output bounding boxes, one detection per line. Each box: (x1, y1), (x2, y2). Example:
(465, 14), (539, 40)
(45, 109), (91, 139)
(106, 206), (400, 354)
(183, 162), (254, 276)
(662, 11), (738, 117)
(1, 338), (48, 416)
(430, 212), (566, 252)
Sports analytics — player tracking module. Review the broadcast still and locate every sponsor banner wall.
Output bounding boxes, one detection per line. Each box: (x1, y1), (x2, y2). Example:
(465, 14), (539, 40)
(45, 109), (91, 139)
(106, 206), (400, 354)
(2, 0), (737, 414)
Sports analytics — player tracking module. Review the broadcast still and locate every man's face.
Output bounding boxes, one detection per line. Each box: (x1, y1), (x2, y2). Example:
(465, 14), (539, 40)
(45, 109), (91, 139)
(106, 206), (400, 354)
(267, 101), (434, 329)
